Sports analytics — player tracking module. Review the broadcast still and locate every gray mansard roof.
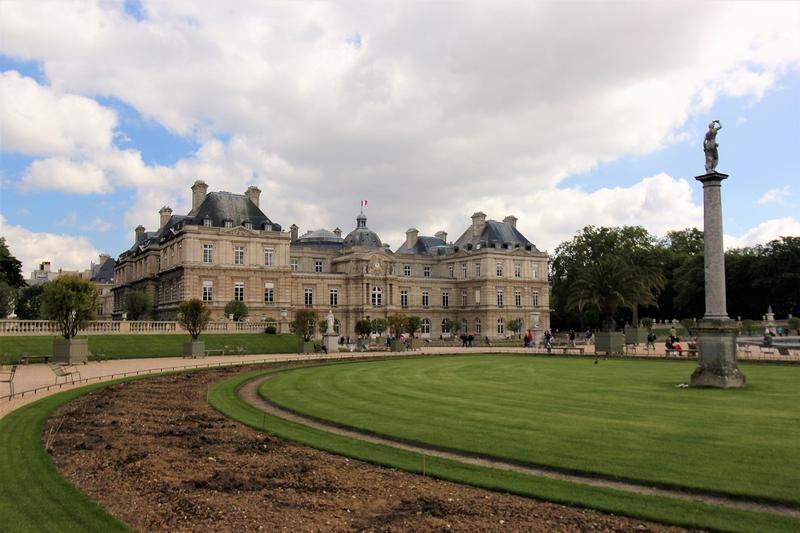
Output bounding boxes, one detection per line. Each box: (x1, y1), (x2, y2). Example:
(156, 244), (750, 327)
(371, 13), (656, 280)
(343, 213), (382, 249)
(295, 228), (344, 248)
(91, 257), (116, 282)
(187, 191), (280, 231)
(395, 236), (449, 255)
(454, 220), (538, 251)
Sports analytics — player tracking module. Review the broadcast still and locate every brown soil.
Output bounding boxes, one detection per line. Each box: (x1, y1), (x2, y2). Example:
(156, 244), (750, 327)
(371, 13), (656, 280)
(45, 366), (692, 532)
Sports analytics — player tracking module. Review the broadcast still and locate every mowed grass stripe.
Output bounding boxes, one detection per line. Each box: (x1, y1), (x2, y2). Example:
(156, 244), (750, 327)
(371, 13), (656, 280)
(260, 355), (800, 505)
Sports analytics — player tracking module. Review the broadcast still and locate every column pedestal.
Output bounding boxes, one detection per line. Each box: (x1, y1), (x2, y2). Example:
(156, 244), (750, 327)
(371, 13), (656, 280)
(323, 333), (339, 354)
(690, 318), (746, 388)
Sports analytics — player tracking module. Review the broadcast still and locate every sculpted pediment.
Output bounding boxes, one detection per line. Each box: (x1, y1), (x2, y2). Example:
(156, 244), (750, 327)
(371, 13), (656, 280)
(222, 226), (257, 237)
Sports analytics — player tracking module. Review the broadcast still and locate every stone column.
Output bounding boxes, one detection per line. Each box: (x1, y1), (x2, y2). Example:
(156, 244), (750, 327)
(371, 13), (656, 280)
(690, 172), (746, 388)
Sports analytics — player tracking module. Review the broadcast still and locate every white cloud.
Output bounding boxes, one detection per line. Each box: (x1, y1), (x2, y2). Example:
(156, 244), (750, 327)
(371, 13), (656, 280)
(21, 157), (112, 194)
(725, 217), (800, 249)
(0, 71), (117, 156)
(0, 215), (100, 275)
(56, 211), (78, 227)
(82, 217), (113, 232)
(757, 186), (792, 205)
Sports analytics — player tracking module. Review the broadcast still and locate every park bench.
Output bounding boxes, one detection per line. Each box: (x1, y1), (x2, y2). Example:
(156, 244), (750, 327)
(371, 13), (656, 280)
(666, 348), (697, 358)
(204, 348), (225, 356)
(222, 345), (247, 355)
(1, 365), (17, 397)
(48, 363), (81, 385)
(89, 352), (108, 362)
(20, 354), (52, 365)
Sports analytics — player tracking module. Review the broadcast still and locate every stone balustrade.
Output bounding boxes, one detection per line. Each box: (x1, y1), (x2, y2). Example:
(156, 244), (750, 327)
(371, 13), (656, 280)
(0, 319), (279, 336)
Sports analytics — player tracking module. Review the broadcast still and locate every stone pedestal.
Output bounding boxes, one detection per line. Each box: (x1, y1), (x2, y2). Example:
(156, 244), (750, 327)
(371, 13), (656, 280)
(690, 319), (746, 388)
(323, 333), (339, 354)
(53, 337), (89, 364)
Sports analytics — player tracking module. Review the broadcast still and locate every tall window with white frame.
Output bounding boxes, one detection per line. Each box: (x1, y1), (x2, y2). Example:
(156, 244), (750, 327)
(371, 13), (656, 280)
(461, 263), (468, 278)
(290, 258), (299, 272)
(422, 289), (429, 307)
(264, 282), (274, 303)
(202, 281), (213, 302)
(497, 288), (504, 306)
(314, 259), (324, 273)
(441, 319), (450, 334)
(403, 265), (411, 277)
(264, 247), (274, 266)
(532, 262), (538, 279)
(422, 318), (431, 335)
(514, 262), (521, 278)
(304, 287), (313, 306)
(532, 290), (539, 307)
(234, 245), (245, 265)
(371, 286), (382, 307)
(496, 261), (503, 277)
(461, 318), (468, 334)
(475, 262), (481, 277)
(203, 243), (213, 264)
(400, 289), (408, 307)
(461, 289), (467, 306)
(475, 318), (481, 335)
(515, 288), (522, 307)
(448, 264), (454, 278)
(442, 290), (449, 308)
(234, 282), (244, 301)
(330, 288), (338, 307)
(423, 266), (431, 277)
(497, 318), (505, 335)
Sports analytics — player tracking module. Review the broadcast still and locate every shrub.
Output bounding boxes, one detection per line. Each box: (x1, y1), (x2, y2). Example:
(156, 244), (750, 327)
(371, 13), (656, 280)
(371, 318), (387, 335)
(405, 316), (422, 338)
(264, 325), (277, 334)
(40, 275), (99, 339)
(387, 314), (407, 338)
(178, 299), (211, 340)
(224, 300), (249, 321)
(355, 319), (372, 339)
(291, 310), (317, 341)
(124, 290), (152, 320)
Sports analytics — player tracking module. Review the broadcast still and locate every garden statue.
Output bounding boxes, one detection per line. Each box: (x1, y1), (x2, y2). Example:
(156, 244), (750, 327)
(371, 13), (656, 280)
(704, 120), (722, 173)
(326, 309), (335, 334)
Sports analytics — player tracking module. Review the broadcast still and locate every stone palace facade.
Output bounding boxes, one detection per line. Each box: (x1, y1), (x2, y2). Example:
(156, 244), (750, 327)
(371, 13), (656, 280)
(112, 181), (550, 338)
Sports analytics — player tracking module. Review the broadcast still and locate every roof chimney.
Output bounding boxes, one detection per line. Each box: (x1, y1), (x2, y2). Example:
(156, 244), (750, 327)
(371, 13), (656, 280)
(159, 206), (173, 228)
(471, 212), (487, 238)
(135, 225), (146, 243)
(434, 230), (448, 242)
(290, 224), (298, 243)
(503, 215), (517, 228)
(191, 180), (208, 211)
(405, 228), (419, 248)
(333, 227), (342, 238)
(245, 185), (261, 208)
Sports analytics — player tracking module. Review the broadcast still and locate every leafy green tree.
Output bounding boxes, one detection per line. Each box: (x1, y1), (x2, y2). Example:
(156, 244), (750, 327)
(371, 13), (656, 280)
(355, 318), (372, 338)
(0, 238), (25, 288)
(223, 300), (249, 321)
(405, 316), (422, 338)
(291, 310), (317, 341)
(371, 318), (387, 336)
(507, 318), (524, 336)
(318, 319), (328, 334)
(387, 314), (407, 337)
(567, 256), (638, 331)
(40, 275), (99, 339)
(124, 290), (152, 320)
(14, 284), (45, 319)
(178, 299), (211, 340)
(446, 318), (461, 338)
(672, 254), (704, 319)
(0, 282), (15, 318)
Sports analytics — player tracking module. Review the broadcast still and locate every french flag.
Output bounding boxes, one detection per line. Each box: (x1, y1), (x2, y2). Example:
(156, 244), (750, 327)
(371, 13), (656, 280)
(361, 199), (368, 207)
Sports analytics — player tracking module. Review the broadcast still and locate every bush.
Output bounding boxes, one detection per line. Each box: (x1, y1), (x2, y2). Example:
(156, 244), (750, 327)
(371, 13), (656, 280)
(291, 310), (317, 341)
(40, 275), (98, 339)
(124, 290), (152, 320)
(405, 316), (422, 338)
(355, 319), (372, 339)
(264, 325), (277, 334)
(178, 299), (211, 340)
(224, 300), (249, 321)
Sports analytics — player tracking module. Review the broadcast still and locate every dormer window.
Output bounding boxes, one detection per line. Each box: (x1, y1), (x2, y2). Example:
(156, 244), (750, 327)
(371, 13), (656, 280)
(264, 223), (272, 231)
(224, 219), (233, 228)
(203, 218), (212, 227)
(244, 222), (253, 230)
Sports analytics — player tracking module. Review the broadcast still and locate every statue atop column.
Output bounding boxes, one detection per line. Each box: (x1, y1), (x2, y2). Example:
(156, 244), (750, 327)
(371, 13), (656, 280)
(704, 120), (722, 173)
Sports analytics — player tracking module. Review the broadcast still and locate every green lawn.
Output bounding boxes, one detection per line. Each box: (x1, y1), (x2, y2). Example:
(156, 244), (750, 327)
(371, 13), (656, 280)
(0, 333), (297, 362)
(260, 355), (800, 506)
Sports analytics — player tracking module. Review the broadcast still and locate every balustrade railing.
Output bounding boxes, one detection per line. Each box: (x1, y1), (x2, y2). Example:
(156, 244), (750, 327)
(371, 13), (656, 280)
(0, 319), (275, 336)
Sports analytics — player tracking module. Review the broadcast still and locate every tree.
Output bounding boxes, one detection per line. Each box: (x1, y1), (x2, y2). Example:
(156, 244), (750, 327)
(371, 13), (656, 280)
(567, 256), (638, 331)
(291, 310), (317, 341)
(787, 317), (800, 335)
(15, 284), (45, 319)
(387, 314), (407, 338)
(178, 299), (211, 340)
(355, 319), (372, 339)
(0, 238), (25, 288)
(0, 282), (15, 318)
(124, 290), (152, 320)
(405, 316), (422, 338)
(318, 319), (328, 335)
(446, 318), (461, 338)
(40, 275), (99, 339)
(371, 318), (387, 336)
(507, 318), (524, 337)
(224, 300), (249, 321)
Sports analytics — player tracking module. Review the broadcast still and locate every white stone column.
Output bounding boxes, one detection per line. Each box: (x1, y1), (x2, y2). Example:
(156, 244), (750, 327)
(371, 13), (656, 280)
(697, 173), (728, 319)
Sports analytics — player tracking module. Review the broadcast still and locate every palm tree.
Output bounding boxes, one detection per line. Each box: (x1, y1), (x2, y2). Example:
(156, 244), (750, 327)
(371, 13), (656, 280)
(567, 256), (639, 331)
(628, 251), (666, 326)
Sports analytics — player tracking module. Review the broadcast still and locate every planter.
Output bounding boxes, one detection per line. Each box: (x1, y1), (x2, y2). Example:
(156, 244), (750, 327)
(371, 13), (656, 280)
(595, 331), (625, 355)
(390, 340), (406, 352)
(410, 338), (423, 350)
(183, 340), (205, 358)
(52, 337), (89, 364)
(298, 340), (315, 354)
(624, 326), (648, 345)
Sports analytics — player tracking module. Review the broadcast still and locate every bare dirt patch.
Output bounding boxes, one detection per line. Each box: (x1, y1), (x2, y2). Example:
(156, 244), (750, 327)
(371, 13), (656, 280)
(45, 366), (692, 532)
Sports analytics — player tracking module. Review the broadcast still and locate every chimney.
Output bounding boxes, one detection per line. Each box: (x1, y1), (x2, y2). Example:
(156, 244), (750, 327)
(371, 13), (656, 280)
(434, 230), (448, 242)
(471, 211), (487, 238)
(191, 180), (208, 211)
(290, 224), (298, 243)
(333, 227), (342, 238)
(503, 215), (517, 228)
(405, 228), (419, 248)
(245, 185), (261, 208)
(159, 206), (173, 228)
(135, 225), (146, 243)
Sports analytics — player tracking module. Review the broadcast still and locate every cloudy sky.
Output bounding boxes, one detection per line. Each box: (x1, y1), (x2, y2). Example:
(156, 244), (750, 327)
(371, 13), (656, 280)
(1, 1), (799, 275)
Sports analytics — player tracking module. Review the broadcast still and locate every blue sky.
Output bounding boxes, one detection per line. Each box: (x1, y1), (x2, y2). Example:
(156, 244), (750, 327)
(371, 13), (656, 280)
(1, 2), (798, 275)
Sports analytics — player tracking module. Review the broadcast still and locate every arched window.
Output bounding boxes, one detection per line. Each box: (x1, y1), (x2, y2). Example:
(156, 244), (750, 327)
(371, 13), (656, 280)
(441, 319), (450, 334)
(461, 318), (468, 334)
(497, 318), (505, 335)
(475, 318), (481, 334)
(371, 286), (382, 307)
(422, 318), (431, 335)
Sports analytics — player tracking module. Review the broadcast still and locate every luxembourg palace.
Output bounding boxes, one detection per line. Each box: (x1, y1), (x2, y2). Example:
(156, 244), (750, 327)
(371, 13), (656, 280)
(112, 181), (550, 338)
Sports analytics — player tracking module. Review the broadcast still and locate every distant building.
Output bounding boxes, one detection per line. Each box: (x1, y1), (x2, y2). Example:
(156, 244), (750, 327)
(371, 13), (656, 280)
(112, 181), (550, 338)
(28, 255), (116, 319)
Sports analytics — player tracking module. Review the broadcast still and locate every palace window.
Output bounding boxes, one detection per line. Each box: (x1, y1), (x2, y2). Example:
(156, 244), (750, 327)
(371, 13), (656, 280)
(202, 281), (213, 302)
(224, 219), (233, 228)
(461, 263), (468, 278)
(441, 319), (450, 334)
(400, 289), (408, 307)
(461, 289), (467, 306)
(533, 290), (539, 307)
(422, 318), (431, 335)
(234, 246), (245, 265)
(371, 286), (382, 307)
(475, 318), (482, 335)
(203, 244), (213, 264)
(304, 287), (313, 306)
(496, 261), (503, 277)
(404, 265), (411, 277)
(448, 264), (454, 278)
(532, 262), (538, 279)
(475, 262), (481, 277)
(315, 260), (324, 273)
(422, 290), (429, 307)
(497, 318), (505, 335)
(330, 288), (338, 307)
(244, 222), (253, 230)
(475, 288), (481, 304)
(234, 282), (244, 301)
(514, 263), (521, 278)
(290, 259), (299, 272)
(515, 288), (522, 307)
(442, 290), (449, 308)
(264, 282), (274, 303)
(264, 248), (274, 266)
(423, 266), (431, 277)
(497, 288), (504, 306)
(334, 319), (340, 334)
(462, 318), (468, 334)
(203, 218), (213, 227)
